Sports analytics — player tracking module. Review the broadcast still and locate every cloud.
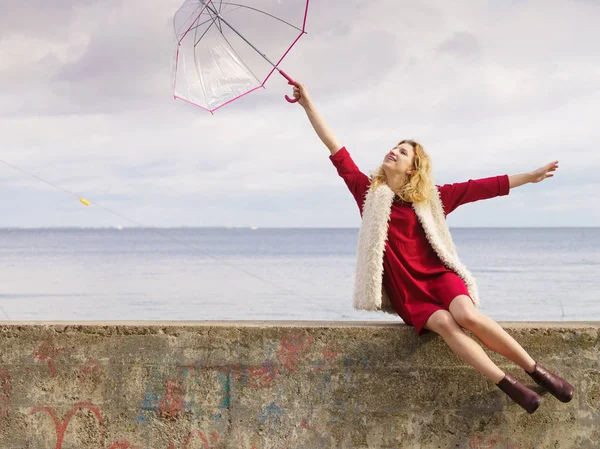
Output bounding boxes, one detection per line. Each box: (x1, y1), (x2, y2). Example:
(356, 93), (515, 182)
(1, 0), (599, 227)
(437, 32), (482, 62)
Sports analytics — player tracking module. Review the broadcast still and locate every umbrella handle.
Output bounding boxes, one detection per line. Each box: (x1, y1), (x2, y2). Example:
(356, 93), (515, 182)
(279, 69), (299, 104)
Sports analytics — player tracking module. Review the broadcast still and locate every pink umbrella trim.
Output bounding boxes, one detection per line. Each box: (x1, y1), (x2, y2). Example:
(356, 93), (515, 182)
(173, 0), (310, 112)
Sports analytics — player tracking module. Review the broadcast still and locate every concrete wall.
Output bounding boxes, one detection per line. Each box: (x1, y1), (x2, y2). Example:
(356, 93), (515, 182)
(0, 321), (598, 449)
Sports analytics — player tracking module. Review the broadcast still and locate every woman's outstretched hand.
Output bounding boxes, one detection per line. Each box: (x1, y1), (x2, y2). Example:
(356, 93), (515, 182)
(530, 160), (559, 183)
(291, 81), (312, 109)
(509, 161), (559, 189)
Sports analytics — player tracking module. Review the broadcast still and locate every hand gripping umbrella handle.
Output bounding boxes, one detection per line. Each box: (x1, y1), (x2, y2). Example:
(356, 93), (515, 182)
(279, 69), (299, 104)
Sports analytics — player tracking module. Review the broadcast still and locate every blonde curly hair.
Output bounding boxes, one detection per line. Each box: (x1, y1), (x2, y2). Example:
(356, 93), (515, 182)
(368, 139), (435, 203)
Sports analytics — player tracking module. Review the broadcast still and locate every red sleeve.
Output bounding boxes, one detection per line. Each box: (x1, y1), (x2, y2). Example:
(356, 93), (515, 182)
(437, 175), (510, 216)
(329, 147), (371, 215)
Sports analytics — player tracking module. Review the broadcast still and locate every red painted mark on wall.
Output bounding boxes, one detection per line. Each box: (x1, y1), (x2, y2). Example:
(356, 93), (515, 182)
(0, 367), (11, 421)
(108, 441), (140, 449)
(300, 419), (311, 430)
(314, 345), (341, 373)
(279, 335), (313, 373)
(79, 358), (101, 381)
(232, 362), (281, 390)
(158, 377), (185, 420)
(33, 339), (65, 377)
(183, 430), (210, 448)
(180, 360), (281, 391)
(469, 433), (521, 449)
(28, 401), (106, 449)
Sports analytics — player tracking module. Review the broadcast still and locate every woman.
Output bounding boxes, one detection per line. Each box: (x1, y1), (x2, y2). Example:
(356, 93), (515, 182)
(291, 82), (574, 414)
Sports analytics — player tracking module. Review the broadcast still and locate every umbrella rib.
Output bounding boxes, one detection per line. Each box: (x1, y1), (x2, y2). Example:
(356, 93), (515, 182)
(193, 12), (219, 47)
(205, 6), (223, 34)
(187, 6), (242, 34)
(193, 13), (213, 106)
(174, 3), (204, 37)
(203, 2), (281, 69)
(218, 2), (303, 32)
(219, 30), (262, 85)
(194, 2), (302, 33)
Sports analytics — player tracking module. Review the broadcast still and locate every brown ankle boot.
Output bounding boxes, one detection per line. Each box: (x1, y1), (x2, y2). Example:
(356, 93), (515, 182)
(496, 373), (542, 414)
(526, 362), (574, 403)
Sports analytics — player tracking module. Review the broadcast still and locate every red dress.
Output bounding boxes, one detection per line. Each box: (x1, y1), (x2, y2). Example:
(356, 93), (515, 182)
(330, 147), (510, 335)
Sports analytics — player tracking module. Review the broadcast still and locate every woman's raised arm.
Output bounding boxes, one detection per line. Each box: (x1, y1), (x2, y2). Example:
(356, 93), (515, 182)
(292, 82), (342, 156)
(509, 161), (559, 189)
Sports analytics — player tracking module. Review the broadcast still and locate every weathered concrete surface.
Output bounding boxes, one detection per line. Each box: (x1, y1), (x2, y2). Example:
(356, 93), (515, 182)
(0, 321), (598, 449)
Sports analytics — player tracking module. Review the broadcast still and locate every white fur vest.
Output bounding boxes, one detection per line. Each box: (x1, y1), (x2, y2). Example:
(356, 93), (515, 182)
(353, 183), (480, 314)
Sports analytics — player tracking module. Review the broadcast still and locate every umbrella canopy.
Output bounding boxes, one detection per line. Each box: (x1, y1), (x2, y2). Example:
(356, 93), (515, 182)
(173, 0), (309, 113)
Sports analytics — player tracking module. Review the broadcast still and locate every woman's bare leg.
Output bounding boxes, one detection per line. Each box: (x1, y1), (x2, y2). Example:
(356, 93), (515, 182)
(423, 309), (506, 383)
(448, 295), (536, 373)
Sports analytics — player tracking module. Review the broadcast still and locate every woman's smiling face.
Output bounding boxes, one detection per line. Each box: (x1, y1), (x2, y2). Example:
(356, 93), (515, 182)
(383, 141), (415, 178)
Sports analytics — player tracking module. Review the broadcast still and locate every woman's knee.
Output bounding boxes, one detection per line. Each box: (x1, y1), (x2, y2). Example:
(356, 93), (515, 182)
(424, 310), (462, 336)
(449, 295), (481, 330)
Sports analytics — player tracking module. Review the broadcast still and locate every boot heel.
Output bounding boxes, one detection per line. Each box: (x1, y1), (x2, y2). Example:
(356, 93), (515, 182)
(527, 362), (574, 403)
(496, 373), (542, 414)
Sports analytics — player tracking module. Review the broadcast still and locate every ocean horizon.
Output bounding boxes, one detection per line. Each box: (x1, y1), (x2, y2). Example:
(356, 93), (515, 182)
(1, 227), (598, 324)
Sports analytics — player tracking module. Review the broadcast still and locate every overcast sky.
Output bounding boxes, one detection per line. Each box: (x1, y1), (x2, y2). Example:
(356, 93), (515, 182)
(1, 0), (599, 228)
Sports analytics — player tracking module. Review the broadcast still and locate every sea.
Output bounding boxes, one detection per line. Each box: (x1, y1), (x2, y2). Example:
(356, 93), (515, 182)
(0, 227), (598, 323)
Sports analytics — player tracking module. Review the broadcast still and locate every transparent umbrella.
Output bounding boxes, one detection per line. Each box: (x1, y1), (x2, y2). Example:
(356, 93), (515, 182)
(173, 0), (310, 113)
